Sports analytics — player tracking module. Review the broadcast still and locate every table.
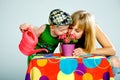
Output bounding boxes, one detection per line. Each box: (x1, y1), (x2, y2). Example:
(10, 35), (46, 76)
(25, 54), (114, 80)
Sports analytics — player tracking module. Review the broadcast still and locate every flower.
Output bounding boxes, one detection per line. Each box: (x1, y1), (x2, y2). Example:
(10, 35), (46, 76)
(58, 33), (78, 44)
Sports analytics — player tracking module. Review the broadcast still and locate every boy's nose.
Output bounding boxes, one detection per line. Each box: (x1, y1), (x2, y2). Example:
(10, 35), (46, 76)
(70, 30), (74, 34)
(63, 30), (68, 34)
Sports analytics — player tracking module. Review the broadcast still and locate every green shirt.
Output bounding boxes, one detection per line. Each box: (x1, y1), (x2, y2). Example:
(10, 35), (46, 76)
(36, 24), (59, 53)
(28, 24), (59, 64)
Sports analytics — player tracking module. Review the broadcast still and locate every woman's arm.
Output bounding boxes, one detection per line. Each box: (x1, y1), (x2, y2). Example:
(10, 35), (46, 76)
(93, 24), (116, 56)
(73, 24), (116, 56)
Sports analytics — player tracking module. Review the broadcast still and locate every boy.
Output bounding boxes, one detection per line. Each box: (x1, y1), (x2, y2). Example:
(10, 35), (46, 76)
(20, 9), (72, 64)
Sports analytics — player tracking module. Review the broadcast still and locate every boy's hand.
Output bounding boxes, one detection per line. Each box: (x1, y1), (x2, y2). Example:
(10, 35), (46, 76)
(19, 23), (31, 32)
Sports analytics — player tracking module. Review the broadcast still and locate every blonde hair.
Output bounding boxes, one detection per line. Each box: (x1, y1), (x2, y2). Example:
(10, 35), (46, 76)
(71, 10), (96, 53)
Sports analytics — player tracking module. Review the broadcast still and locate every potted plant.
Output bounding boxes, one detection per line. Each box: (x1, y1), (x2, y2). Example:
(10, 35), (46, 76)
(58, 33), (78, 56)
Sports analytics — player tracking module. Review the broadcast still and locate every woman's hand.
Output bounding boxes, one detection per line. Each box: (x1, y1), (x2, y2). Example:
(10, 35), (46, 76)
(73, 48), (87, 56)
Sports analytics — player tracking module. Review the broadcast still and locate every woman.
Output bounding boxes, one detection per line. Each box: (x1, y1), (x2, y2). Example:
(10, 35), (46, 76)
(69, 10), (120, 76)
(69, 10), (115, 56)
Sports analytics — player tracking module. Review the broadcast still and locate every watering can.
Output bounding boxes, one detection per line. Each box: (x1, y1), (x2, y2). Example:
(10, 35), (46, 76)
(19, 27), (48, 56)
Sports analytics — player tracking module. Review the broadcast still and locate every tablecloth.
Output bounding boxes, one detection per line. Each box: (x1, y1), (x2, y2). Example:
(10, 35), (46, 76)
(25, 54), (114, 80)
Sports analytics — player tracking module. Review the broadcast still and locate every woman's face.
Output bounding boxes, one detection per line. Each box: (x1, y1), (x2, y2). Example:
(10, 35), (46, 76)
(69, 24), (84, 39)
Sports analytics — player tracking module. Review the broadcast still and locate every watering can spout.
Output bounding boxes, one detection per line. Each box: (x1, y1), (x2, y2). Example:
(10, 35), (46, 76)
(32, 48), (48, 54)
(19, 27), (48, 56)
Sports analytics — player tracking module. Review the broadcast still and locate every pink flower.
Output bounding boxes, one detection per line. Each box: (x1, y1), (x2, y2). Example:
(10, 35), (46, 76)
(70, 34), (76, 40)
(64, 37), (70, 43)
(58, 33), (78, 44)
(58, 34), (66, 39)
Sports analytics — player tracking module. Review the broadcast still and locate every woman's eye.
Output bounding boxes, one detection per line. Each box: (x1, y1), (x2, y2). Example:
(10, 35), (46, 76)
(76, 29), (82, 32)
(76, 29), (80, 32)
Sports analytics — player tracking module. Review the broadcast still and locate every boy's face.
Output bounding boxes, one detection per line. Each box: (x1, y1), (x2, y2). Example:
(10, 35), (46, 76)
(54, 25), (69, 36)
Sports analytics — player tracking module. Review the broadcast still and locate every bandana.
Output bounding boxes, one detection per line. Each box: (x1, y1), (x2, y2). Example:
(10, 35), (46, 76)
(49, 9), (72, 26)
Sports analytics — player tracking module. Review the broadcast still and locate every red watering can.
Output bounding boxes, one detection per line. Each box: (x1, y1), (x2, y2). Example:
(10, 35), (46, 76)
(19, 27), (48, 56)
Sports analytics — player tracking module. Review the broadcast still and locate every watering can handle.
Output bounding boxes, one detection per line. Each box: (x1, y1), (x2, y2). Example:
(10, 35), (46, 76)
(23, 26), (38, 43)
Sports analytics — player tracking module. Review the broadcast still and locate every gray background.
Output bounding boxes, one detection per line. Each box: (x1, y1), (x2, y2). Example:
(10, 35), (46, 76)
(0, 0), (120, 80)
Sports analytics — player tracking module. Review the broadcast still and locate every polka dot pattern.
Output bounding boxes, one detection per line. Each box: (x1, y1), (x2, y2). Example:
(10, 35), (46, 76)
(59, 58), (78, 74)
(75, 63), (86, 75)
(30, 67), (41, 80)
(103, 72), (109, 80)
(25, 73), (30, 80)
(83, 58), (101, 68)
(37, 59), (48, 67)
(39, 76), (49, 80)
(57, 71), (74, 80)
(82, 73), (93, 80)
(25, 55), (114, 80)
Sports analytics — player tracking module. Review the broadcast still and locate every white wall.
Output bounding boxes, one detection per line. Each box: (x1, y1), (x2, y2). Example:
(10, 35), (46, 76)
(0, 0), (120, 80)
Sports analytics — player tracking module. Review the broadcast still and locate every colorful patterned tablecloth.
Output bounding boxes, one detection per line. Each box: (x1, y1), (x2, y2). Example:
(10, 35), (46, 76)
(25, 54), (114, 80)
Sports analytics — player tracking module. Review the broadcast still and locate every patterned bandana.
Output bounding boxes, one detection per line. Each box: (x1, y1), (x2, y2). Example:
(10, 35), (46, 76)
(49, 9), (72, 26)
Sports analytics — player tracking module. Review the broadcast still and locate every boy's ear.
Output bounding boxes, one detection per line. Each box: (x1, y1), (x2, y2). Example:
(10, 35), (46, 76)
(50, 25), (55, 29)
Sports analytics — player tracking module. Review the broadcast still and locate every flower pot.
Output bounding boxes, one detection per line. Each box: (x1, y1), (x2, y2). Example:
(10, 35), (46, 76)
(61, 44), (75, 56)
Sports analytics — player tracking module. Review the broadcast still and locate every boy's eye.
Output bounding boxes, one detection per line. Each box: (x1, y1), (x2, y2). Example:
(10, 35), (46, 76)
(69, 27), (72, 29)
(69, 26), (73, 29)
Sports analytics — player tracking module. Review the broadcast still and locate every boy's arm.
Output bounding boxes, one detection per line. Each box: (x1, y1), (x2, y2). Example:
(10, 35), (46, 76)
(33, 24), (46, 37)
(19, 23), (46, 37)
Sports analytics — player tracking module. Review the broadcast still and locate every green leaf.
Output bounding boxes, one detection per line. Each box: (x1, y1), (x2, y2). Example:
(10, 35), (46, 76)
(73, 39), (78, 43)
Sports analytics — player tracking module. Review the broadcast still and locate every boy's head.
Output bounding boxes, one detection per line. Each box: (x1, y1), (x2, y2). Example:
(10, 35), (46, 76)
(49, 9), (72, 27)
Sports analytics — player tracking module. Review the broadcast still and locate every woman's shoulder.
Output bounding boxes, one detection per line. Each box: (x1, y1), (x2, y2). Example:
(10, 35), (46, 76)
(95, 24), (103, 33)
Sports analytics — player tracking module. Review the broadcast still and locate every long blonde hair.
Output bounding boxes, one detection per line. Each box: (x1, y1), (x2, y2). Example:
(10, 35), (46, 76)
(71, 10), (96, 53)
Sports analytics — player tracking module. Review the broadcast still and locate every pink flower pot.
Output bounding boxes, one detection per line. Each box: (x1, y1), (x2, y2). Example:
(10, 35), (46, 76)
(61, 44), (75, 56)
